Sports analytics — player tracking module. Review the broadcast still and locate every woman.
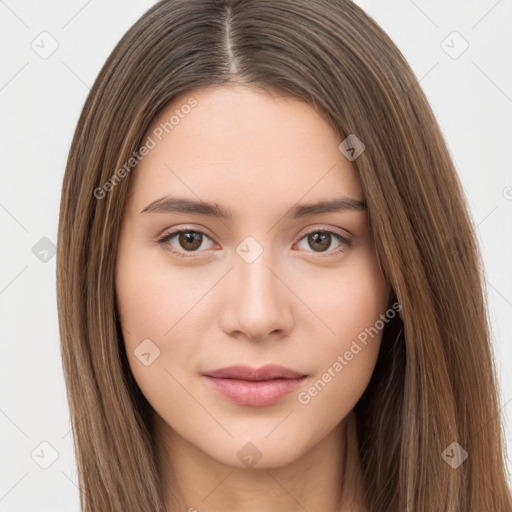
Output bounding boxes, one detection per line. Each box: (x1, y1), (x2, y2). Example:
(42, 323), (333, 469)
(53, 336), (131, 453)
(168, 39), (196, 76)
(56, 1), (512, 510)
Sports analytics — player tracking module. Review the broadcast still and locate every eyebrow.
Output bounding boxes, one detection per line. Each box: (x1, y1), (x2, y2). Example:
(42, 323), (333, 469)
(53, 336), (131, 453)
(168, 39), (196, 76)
(140, 195), (366, 219)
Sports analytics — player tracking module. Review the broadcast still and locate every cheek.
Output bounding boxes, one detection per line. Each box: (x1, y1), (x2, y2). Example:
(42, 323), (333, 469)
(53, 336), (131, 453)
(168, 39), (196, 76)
(115, 257), (196, 428)
(299, 250), (389, 406)
(114, 238), (219, 390)
(115, 240), (191, 341)
(115, 243), (182, 384)
(116, 271), (167, 336)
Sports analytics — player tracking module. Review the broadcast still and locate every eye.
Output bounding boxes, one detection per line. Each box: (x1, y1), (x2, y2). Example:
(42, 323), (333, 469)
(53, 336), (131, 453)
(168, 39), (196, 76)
(295, 228), (352, 256)
(157, 227), (352, 258)
(157, 229), (214, 258)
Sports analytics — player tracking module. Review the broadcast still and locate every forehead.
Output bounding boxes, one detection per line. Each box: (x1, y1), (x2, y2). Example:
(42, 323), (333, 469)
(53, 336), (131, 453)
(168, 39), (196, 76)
(128, 84), (363, 214)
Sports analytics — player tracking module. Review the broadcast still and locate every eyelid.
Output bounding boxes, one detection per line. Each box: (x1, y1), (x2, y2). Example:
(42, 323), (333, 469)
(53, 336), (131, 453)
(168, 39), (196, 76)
(157, 224), (352, 258)
(157, 226), (215, 258)
(294, 226), (352, 256)
(297, 225), (352, 242)
(157, 225), (211, 242)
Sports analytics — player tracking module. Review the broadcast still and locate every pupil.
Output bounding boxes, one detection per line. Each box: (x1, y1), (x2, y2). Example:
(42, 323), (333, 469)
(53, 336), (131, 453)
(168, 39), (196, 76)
(309, 232), (330, 252)
(176, 232), (332, 253)
(180, 232), (201, 250)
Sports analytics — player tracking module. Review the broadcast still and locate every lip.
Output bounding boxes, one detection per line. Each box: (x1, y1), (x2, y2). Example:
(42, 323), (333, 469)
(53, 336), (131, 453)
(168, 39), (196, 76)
(203, 365), (307, 407)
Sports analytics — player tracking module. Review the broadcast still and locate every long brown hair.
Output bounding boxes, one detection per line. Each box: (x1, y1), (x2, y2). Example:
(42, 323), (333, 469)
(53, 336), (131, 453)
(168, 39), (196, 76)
(56, 1), (512, 510)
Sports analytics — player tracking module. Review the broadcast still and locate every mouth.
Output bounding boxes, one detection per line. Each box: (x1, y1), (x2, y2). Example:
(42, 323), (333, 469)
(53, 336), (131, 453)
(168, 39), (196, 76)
(202, 364), (308, 407)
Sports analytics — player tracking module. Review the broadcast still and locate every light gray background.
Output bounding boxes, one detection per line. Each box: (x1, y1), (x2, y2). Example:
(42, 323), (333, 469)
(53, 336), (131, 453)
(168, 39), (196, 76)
(1, 1), (511, 510)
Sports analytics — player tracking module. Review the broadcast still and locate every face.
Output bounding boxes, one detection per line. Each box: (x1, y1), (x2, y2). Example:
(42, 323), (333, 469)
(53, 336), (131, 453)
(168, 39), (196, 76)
(115, 84), (391, 469)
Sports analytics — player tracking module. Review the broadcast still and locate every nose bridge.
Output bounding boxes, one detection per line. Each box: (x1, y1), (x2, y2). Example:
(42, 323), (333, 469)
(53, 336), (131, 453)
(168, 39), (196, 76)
(221, 235), (292, 339)
(236, 239), (281, 312)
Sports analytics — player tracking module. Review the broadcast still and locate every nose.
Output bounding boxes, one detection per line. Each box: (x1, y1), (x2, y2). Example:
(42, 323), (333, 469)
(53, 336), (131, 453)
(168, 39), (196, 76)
(218, 249), (294, 342)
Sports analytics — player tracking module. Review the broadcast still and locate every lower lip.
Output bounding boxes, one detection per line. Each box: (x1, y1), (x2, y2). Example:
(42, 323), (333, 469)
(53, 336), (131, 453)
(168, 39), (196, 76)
(204, 376), (306, 407)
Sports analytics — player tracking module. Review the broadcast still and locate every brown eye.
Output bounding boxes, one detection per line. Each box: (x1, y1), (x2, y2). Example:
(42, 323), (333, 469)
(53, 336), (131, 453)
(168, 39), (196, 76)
(296, 229), (352, 255)
(158, 229), (214, 257)
(177, 231), (203, 251)
(307, 232), (332, 252)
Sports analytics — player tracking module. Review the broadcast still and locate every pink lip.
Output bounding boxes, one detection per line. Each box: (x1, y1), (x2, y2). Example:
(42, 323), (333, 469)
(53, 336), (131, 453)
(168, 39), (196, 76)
(203, 365), (307, 407)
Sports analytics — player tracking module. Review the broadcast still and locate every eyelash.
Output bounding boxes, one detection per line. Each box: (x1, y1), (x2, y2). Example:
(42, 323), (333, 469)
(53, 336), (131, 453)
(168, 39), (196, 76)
(157, 227), (352, 259)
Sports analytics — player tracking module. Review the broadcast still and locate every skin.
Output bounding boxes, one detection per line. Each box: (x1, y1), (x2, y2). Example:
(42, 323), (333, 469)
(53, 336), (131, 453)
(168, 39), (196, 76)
(115, 83), (391, 512)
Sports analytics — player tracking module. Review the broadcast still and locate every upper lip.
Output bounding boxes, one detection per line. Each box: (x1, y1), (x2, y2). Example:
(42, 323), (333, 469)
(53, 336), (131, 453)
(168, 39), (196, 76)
(203, 364), (307, 381)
